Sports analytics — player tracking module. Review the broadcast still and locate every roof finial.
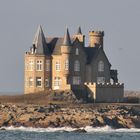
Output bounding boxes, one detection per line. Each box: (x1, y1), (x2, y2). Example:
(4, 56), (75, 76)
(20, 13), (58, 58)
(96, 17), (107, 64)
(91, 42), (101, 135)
(63, 27), (71, 46)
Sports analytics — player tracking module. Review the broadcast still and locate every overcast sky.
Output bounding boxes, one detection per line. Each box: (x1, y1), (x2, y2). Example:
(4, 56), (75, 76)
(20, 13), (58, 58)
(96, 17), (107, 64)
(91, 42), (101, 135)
(0, 0), (140, 94)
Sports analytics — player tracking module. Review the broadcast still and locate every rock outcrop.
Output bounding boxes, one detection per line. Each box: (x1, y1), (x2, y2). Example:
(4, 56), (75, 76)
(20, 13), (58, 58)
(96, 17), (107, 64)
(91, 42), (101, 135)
(0, 103), (140, 129)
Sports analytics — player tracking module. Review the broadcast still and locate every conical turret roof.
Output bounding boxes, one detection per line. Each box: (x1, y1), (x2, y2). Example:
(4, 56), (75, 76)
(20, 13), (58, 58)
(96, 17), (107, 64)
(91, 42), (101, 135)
(63, 27), (71, 46)
(77, 26), (82, 34)
(32, 25), (50, 55)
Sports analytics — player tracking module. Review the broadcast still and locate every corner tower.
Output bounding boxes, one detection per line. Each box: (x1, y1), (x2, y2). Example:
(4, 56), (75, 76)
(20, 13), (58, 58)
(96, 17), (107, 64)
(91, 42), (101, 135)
(60, 27), (72, 89)
(24, 25), (51, 94)
(61, 27), (71, 76)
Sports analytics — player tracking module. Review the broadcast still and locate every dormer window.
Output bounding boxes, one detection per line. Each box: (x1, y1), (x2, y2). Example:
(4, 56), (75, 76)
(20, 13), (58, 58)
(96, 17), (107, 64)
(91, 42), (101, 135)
(76, 48), (79, 55)
(98, 61), (104, 72)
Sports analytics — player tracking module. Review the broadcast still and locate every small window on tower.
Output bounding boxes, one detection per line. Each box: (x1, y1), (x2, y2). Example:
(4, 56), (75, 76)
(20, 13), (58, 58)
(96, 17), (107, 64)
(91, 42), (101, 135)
(65, 59), (69, 70)
(55, 61), (61, 71)
(76, 48), (79, 55)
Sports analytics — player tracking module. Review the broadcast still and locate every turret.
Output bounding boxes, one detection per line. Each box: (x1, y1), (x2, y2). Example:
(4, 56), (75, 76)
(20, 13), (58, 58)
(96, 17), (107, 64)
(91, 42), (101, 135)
(73, 26), (85, 45)
(89, 31), (104, 48)
(61, 27), (71, 54)
(61, 27), (71, 77)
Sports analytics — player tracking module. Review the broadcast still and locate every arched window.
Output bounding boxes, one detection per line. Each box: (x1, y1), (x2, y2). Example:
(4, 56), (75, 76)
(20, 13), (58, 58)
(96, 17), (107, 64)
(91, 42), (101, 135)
(74, 60), (80, 71)
(76, 48), (79, 55)
(98, 61), (104, 72)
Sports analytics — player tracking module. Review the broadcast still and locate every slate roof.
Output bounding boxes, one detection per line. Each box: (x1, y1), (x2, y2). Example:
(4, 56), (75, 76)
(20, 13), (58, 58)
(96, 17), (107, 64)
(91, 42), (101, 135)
(31, 26), (101, 64)
(33, 25), (50, 55)
(63, 27), (71, 46)
(46, 36), (100, 64)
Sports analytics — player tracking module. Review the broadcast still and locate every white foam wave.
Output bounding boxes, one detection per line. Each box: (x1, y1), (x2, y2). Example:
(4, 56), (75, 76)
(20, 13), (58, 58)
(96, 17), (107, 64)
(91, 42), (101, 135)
(84, 126), (140, 133)
(1, 126), (140, 133)
(0, 126), (77, 132)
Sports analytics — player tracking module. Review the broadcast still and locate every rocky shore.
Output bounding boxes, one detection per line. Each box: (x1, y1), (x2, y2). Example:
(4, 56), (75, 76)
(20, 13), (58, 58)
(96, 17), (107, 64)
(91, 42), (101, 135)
(0, 103), (140, 130)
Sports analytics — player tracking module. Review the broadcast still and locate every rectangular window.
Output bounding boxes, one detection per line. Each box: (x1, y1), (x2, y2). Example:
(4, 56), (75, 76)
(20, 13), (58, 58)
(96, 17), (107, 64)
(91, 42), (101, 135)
(46, 60), (50, 71)
(65, 60), (69, 70)
(97, 77), (105, 83)
(29, 60), (34, 71)
(72, 76), (81, 85)
(25, 63), (29, 71)
(55, 61), (61, 71)
(36, 77), (42, 87)
(29, 77), (33, 87)
(45, 78), (49, 87)
(54, 77), (61, 86)
(36, 60), (43, 71)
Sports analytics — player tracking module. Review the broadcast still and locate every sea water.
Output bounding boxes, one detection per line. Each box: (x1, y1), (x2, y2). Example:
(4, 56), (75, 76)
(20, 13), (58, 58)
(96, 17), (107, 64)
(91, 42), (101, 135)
(0, 126), (140, 140)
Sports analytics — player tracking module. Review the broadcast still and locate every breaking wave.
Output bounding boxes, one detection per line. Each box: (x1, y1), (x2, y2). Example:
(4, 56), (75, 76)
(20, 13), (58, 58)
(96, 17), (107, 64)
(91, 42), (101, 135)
(1, 126), (140, 133)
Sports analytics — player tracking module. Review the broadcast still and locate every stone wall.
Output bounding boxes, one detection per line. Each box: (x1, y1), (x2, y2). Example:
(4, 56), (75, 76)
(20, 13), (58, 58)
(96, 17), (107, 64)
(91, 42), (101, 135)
(85, 82), (124, 102)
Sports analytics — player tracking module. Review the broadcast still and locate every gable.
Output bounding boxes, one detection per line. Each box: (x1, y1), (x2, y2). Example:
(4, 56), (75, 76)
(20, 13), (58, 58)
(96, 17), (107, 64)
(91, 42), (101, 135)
(91, 47), (111, 67)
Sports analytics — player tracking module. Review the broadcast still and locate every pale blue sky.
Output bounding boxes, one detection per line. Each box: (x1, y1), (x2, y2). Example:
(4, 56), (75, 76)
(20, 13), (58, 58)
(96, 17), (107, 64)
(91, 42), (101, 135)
(0, 0), (140, 93)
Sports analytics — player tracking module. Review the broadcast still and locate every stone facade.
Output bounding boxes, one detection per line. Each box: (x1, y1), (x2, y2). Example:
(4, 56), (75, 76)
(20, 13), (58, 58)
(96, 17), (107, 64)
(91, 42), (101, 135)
(24, 25), (124, 102)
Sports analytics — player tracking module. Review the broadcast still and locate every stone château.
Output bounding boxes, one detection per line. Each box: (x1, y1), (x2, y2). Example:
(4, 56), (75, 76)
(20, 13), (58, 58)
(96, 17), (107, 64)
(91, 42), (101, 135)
(24, 25), (124, 102)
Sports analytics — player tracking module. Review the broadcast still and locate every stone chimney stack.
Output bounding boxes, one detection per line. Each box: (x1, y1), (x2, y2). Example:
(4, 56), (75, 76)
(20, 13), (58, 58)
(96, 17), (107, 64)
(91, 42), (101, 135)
(89, 31), (104, 48)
